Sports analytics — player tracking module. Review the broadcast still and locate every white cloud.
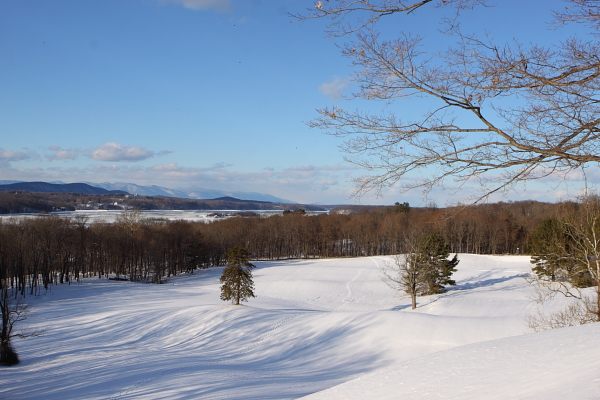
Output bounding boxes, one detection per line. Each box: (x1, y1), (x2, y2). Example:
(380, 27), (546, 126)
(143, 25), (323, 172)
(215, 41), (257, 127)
(90, 142), (156, 162)
(5, 155), (599, 205)
(318, 179), (338, 186)
(151, 162), (230, 173)
(163, 0), (232, 12)
(318, 76), (351, 100)
(48, 146), (78, 161)
(0, 148), (37, 162)
(0, 148), (38, 168)
(289, 164), (316, 172)
(321, 163), (360, 171)
(150, 163), (179, 171)
(94, 164), (121, 172)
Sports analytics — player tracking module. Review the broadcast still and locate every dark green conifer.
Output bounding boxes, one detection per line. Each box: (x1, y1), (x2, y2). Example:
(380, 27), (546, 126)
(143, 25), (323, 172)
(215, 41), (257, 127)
(220, 246), (256, 305)
(530, 218), (572, 282)
(530, 218), (592, 287)
(418, 233), (459, 295)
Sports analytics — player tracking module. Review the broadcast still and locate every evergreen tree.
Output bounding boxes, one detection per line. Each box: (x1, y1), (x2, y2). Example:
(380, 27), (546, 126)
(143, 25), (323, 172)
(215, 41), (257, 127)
(418, 233), (459, 295)
(530, 218), (574, 282)
(528, 197), (600, 326)
(384, 233), (458, 309)
(220, 247), (256, 305)
(529, 218), (593, 287)
(393, 202), (410, 214)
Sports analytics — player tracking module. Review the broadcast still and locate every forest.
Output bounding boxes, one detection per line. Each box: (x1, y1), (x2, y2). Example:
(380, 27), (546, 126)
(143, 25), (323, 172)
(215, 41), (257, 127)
(0, 199), (565, 297)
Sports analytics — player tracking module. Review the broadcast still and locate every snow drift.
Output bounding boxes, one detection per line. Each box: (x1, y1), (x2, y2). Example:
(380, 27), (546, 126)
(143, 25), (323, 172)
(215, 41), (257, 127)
(0, 255), (598, 399)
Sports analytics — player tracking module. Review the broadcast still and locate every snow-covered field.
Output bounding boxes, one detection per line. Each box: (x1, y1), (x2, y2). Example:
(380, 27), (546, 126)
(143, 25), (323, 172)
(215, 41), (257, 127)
(0, 210), (284, 224)
(1, 255), (599, 399)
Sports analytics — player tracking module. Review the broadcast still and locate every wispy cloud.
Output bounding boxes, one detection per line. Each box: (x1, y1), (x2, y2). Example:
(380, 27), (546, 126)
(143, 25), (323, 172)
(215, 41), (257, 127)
(150, 162), (231, 172)
(48, 146), (78, 161)
(289, 164), (316, 172)
(89, 142), (170, 162)
(318, 76), (352, 100)
(3, 155), (597, 205)
(162, 0), (232, 12)
(0, 148), (37, 162)
(320, 163), (361, 171)
(280, 164), (357, 182)
(0, 148), (39, 168)
(317, 179), (338, 186)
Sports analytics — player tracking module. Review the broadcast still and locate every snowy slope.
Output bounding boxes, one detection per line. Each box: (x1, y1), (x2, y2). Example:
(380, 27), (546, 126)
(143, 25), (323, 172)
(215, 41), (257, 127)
(302, 322), (600, 400)
(1, 255), (598, 399)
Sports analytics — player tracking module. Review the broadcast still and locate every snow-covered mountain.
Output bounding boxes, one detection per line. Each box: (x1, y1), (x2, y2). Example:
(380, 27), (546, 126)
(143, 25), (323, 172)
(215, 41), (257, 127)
(86, 182), (296, 203)
(85, 182), (190, 198)
(3, 180), (295, 203)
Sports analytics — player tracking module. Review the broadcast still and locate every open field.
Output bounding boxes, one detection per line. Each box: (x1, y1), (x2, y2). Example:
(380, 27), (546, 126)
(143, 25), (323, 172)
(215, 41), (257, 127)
(1, 255), (598, 399)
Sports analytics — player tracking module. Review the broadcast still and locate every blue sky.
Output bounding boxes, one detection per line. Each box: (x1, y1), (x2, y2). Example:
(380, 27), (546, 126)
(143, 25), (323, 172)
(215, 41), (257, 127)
(0, 0), (592, 205)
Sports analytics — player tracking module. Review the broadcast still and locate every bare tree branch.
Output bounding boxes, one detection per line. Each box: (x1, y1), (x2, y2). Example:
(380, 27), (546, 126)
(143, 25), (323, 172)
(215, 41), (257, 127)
(298, 1), (600, 203)
(291, 0), (489, 37)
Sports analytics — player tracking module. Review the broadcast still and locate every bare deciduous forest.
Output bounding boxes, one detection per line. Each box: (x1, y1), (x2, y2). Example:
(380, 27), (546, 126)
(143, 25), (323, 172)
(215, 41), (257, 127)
(0, 200), (565, 296)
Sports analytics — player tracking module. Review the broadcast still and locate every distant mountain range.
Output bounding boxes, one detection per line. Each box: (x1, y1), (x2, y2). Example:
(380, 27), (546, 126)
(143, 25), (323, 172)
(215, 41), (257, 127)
(0, 181), (295, 204)
(85, 182), (296, 203)
(0, 181), (128, 195)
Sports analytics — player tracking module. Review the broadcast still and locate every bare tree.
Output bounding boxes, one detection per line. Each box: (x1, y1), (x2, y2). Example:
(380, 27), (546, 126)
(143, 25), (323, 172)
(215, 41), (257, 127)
(384, 250), (426, 309)
(559, 195), (600, 320)
(382, 232), (457, 309)
(0, 293), (41, 366)
(526, 295), (597, 332)
(296, 1), (600, 202)
(1, 231), (43, 366)
(295, 0), (486, 37)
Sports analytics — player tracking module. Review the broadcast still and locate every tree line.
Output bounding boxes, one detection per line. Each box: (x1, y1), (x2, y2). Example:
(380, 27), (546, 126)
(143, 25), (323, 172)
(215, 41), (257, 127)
(0, 198), (592, 365)
(0, 200), (559, 296)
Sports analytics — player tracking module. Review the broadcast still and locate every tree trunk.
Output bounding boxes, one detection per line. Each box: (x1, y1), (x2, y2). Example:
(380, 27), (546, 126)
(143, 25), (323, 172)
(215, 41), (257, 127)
(596, 283), (600, 322)
(0, 289), (19, 366)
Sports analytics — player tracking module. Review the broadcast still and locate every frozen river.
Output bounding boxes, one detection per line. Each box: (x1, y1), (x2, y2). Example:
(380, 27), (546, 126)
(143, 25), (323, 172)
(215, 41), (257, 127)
(0, 209), (302, 224)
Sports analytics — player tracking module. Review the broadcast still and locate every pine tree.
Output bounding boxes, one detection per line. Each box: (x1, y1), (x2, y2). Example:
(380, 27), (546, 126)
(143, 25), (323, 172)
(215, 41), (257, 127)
(530, 217), (594, 288)
(418, 233), (459, 295)
(527, 197), (600, 326)
(220, 247), (256, 305)
(530, 218), (574, 283)
(384, 233), (458, 309)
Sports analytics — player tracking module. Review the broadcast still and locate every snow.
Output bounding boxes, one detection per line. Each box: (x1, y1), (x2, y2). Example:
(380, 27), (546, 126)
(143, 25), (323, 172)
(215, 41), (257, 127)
(303, 323), (600, 400)
(1, 255), (599, 399)
(0, 210), (290, 224)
